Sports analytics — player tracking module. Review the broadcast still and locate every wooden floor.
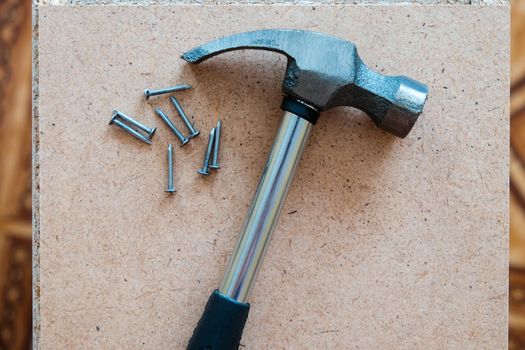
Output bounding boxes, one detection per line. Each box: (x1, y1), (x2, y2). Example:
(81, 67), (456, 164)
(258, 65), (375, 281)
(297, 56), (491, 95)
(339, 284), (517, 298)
(510, 1), (525, 349)
(0, 0), (32, 348)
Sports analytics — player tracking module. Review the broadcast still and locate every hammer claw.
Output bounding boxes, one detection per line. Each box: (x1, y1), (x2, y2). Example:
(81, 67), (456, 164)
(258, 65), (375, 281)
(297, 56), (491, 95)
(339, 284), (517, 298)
(181, 29), (309, 63)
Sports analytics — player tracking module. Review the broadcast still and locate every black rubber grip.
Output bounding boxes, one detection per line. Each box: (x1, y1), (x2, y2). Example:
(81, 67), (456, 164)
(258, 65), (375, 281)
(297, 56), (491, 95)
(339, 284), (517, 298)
(280, 97), (320, 124)
(187, 290), (250, 350)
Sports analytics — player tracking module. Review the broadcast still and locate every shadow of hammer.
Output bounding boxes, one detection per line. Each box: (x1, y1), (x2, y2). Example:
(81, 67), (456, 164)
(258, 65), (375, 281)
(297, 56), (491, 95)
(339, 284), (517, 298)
(182, 29), (429, 350)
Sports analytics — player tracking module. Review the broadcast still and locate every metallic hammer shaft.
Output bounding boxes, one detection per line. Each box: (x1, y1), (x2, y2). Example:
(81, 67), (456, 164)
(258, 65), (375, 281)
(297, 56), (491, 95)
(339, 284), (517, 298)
(219, 112), (312, 302)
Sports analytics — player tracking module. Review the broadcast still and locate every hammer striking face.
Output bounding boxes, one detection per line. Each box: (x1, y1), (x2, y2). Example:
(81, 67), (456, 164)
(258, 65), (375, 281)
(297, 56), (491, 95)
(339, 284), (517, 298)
(183, 29), (428, 350)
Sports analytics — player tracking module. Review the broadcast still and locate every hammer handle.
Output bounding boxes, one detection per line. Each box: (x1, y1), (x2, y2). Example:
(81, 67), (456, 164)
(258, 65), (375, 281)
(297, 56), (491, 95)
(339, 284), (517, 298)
(187, 107), (315, 349)
(220, 110), (313, 302)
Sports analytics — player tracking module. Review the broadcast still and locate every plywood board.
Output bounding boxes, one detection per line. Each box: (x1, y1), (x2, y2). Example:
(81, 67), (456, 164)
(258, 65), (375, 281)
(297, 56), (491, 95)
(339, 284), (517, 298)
(35, 5), (509, 349)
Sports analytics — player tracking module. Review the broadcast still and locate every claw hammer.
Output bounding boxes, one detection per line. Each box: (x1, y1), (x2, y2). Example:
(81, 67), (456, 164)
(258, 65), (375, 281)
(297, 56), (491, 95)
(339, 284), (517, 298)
(182, 29), (428, 349)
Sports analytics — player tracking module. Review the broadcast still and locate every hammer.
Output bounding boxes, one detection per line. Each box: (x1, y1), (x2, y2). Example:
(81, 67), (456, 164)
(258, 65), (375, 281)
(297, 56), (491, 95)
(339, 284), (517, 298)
(182, 29), (428, 349)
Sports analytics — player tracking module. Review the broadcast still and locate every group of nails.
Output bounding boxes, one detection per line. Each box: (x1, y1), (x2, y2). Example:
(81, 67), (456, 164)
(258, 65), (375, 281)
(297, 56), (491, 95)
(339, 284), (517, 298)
(109, 84), (222, 193)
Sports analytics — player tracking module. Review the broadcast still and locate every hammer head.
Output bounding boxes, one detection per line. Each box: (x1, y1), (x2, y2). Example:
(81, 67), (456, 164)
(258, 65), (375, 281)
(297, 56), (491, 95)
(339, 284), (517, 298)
(182, 29), (428, 138)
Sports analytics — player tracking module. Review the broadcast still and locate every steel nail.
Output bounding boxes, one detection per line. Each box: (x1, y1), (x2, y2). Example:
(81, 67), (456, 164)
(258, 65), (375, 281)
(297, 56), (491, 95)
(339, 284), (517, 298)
(198, 128), (215, 176)
(144, 84), (192, 99)
(155, 107), (189, 146)
(109, 116), (152, 145)
(113, 110), (156, 139)
(209, 119), (221, 169)
(170, 96), (200, 139)
(166, 143), (176, 193)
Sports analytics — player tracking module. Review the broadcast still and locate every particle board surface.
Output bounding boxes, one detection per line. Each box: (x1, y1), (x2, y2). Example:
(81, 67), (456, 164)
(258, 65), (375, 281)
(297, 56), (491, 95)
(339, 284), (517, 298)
(35, 5), (509, 349)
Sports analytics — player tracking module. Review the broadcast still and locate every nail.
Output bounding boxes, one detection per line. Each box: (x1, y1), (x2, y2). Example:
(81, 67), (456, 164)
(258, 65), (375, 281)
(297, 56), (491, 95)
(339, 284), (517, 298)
(209, 119), (221, 169)
(112, 110), (156, 139)
(109, 116), (152, 145)
(198, 128), (215, 176)
(155, 108), (189, 146)
(170, 96), (200, 139)
(144, 84), (192, 99)
(166, 143), (176, 193)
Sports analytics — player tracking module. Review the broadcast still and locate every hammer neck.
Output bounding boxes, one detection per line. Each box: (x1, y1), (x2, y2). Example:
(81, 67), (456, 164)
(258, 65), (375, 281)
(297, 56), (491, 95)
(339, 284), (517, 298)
(280, 97), (320, 125)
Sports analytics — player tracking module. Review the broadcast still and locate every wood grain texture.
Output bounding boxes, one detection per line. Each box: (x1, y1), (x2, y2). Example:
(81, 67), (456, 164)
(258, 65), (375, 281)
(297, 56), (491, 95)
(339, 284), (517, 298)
(0, 0), (33, 348)
(35, 5), (508, 349)
(512, 1), (525, 121)
(509, 2), (525, 349)
(512, 1), (525, 86)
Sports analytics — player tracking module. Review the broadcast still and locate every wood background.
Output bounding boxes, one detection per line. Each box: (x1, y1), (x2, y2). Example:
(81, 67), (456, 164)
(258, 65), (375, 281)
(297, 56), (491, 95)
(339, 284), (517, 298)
(34, 5), (508, 349)
(0, 0), (32, 349)
(509, 1), (525, 349)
